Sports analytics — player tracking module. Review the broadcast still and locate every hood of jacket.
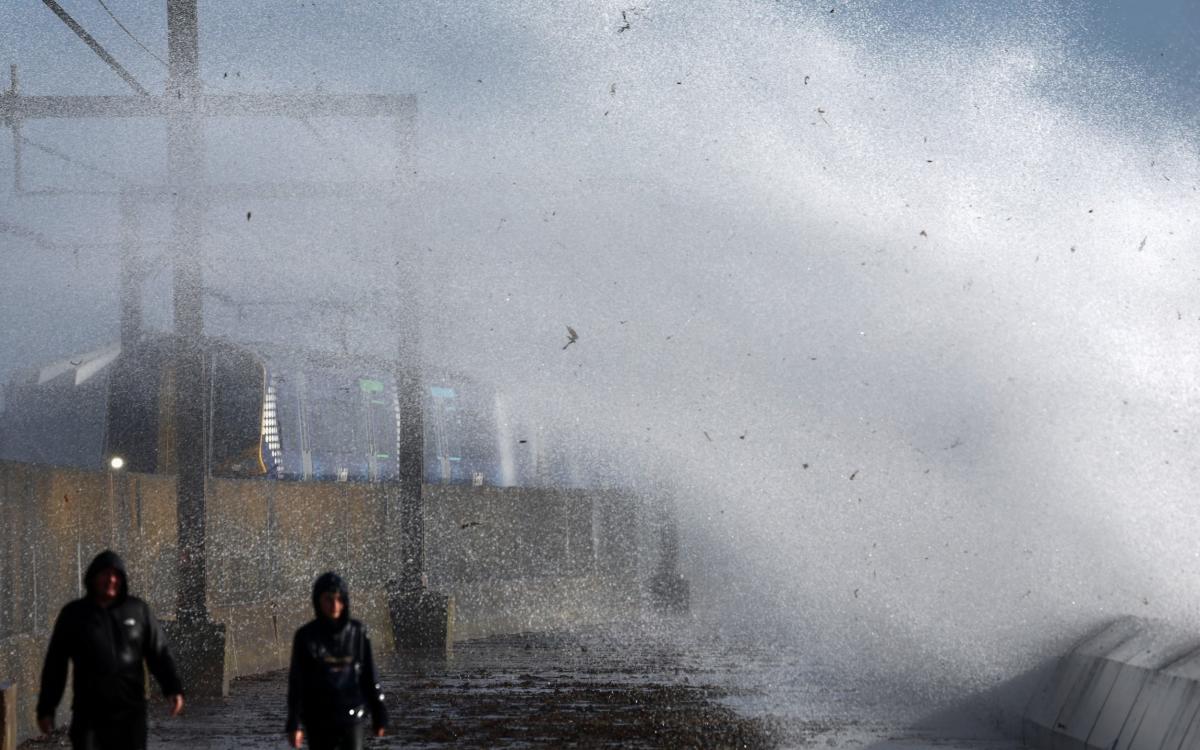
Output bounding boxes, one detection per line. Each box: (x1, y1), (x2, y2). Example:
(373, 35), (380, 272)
(84, 549), (129, 604)
(311, 571), (351, 626)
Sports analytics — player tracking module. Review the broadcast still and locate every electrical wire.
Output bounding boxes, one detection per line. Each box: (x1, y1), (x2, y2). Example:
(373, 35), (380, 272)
(94, 0), (168, 68)
(17, 133), (123, 181)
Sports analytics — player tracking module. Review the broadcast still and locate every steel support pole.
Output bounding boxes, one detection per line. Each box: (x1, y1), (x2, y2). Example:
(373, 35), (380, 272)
(395, 331), (424, 594)
(167, 0), (208, 625)
(118, 192), (142, 348)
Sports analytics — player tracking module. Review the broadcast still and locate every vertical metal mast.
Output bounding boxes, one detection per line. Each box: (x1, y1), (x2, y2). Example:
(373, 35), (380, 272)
(166, 0), (209, 625)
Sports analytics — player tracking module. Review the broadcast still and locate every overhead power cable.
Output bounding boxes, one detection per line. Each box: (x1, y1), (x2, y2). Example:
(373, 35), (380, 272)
(17, 133), (123, 181)
(94, 0), (169, 68)
(0, 219), (123, 250)
(0, 219), (59, 250)
(40, 0), (150, 96)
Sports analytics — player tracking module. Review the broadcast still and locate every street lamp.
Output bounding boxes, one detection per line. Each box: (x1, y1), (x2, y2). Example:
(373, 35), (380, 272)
(109, 455), (125, 471)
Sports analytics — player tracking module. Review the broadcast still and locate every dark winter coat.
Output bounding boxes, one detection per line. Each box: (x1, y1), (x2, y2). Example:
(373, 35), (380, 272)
(36, 550), (183, 722)
(285, 572), (388, 734)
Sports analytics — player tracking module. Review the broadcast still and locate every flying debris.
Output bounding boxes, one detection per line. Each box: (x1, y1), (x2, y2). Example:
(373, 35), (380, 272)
(703, 431), (712, 441)
(1137, 236), (1147, 252)
(563, 326), (579, 350)
(849, 469), (859, 480)
(246, 211), (252, 221)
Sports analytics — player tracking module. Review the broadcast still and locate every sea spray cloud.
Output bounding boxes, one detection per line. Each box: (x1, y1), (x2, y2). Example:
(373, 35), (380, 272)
(390, 0), (1200, 708)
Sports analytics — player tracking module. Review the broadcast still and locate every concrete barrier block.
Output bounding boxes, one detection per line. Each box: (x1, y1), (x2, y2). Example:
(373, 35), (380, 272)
(1158, 679), (1200, 750)
(1050, 653), (1113, 748)
(1102, 623), (1200, 672)
(212, 604), (286, 678)
(1052, 657), (1125, 750)
(1023, 652), (1096, 746)
(648, 572), (690, 615)
(1118, 674), (1200, 750)
(1160, 646), (1200, 682)
(1026, 618), (1200, 750)
(0, 680), (15, 750)
(1084, 662), (1147, 750)
(1074, 618), (1145, 659)
(388, 587), (453, 652)
(163, 619), (228, 698)
(1170, 698), (1200, 750)
(3, 633), (45, 746)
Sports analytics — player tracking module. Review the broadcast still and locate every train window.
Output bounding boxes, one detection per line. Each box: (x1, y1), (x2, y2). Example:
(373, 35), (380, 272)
(261, 379), (282, 475)
(271, 370), (313, 480)
(104, 347), (162, 474)
(358, 377), (399, 482)
(428, 385), (464, 483)
(209, 348), (265, 476)
(304, 369), (364, 481)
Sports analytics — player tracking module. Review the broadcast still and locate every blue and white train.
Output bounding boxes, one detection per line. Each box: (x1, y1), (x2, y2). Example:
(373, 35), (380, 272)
(0, 335), (549, 486)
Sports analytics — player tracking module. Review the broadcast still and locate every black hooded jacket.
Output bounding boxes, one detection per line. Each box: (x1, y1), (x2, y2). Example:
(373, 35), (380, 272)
(285, 572), (388, 734)
(36, 550), (183, 722)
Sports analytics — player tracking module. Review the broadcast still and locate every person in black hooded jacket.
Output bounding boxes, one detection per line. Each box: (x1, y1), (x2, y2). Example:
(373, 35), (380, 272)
(36, 549), (185, 750)
(286, 571), (388, 750)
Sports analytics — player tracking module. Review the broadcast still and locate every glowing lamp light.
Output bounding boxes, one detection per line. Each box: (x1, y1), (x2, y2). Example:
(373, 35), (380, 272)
(109, 456), (125, 471)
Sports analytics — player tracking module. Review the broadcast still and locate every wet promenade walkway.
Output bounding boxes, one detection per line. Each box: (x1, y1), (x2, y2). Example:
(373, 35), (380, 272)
(24, 627), (1025, 749)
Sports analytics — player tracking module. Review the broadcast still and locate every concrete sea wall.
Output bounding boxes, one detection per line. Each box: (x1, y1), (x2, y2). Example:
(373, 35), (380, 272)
(1023, 616), (1200, 750)
(0, 460), (665, 744)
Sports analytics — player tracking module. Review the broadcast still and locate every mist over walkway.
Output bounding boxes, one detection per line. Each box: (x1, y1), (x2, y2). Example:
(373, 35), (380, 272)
(119, 628), (1024, 749)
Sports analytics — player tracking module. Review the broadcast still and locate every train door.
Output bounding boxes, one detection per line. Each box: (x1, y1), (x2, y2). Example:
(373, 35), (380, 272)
(357, 377), (399, 482)
(427, 385), (463, 483)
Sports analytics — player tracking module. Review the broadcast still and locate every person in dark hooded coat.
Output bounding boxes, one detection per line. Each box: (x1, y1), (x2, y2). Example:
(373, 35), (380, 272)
(36, 549), (185, 750)
(286, 571), (388, 750)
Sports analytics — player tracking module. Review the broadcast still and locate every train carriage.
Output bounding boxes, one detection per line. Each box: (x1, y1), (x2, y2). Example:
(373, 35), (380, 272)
(0, 335), (514, 487)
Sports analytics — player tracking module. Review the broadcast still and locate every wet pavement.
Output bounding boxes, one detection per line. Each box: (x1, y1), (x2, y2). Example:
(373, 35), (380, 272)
(23, 626), (1026, 749)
